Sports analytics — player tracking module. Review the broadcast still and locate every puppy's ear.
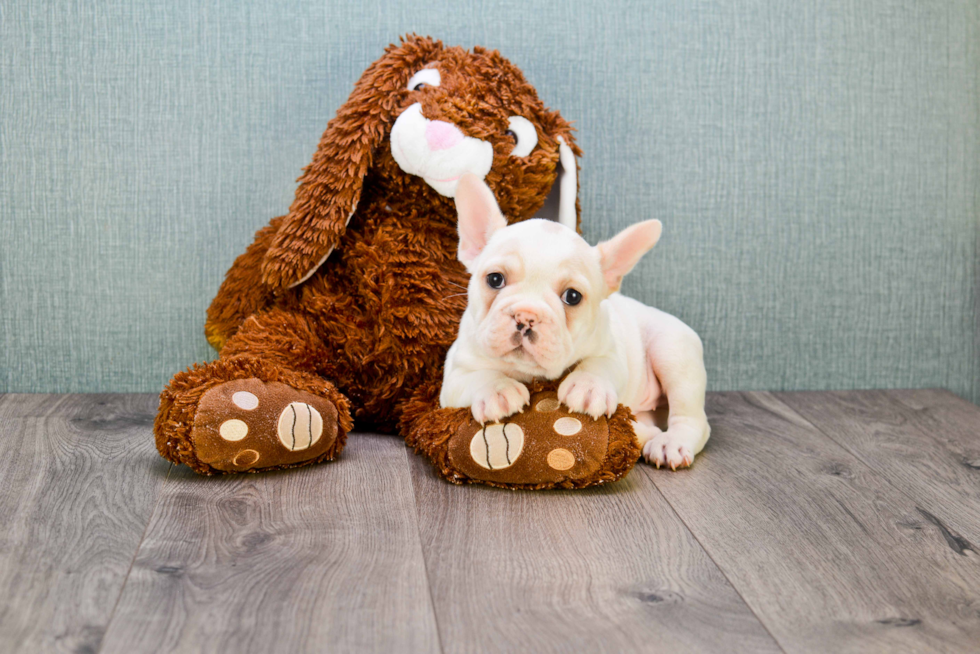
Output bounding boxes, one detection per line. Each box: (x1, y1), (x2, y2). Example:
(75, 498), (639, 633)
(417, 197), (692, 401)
(596, 220), (662, 293)
(454, 173), (508, 270)
(260, 35), (444, 290)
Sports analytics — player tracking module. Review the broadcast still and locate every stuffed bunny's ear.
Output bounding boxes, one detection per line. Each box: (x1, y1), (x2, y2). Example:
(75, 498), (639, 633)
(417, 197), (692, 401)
(261, 37), (444, 290)
(535, 136), (580, 231)
(556, 137), (578, 229)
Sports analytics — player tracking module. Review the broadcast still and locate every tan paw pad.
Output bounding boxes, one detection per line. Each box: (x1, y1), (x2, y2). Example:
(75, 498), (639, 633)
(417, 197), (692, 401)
(535, 398), (560, 412)
(233, 449), (260, 467)
(547, 448), (576, 471)
(232, 391), (259, 410)
(470, 423), (524, 470)
(552, 417), (582, 435)
(277, 402), (323, 451)
(219, 419), (249, 441)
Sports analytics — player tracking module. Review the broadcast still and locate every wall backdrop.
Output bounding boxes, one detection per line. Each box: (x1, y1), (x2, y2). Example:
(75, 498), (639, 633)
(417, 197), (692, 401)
(2, 0), (978, 403)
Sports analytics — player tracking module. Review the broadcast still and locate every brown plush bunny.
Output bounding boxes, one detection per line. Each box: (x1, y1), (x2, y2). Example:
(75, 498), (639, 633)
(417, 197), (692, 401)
(155, 35), (640, 488)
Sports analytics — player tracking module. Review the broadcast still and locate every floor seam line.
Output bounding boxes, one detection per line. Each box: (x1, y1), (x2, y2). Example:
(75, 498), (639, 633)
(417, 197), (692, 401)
(405, 444), (447, 654)
(640, 396), (789, 653)
(643, 466), (788, 653)
(95, 460), (173, 654)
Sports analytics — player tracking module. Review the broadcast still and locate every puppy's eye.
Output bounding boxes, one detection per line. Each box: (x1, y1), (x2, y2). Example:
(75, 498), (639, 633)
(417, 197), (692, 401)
(506, 116), (538, 157)
(561, 289), (582, 306)
(406, 68), (441, 91)
(486, 272), (505, 289)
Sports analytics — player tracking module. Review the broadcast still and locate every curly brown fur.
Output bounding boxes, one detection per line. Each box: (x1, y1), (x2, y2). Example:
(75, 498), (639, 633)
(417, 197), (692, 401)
(205, 217), (283, 350)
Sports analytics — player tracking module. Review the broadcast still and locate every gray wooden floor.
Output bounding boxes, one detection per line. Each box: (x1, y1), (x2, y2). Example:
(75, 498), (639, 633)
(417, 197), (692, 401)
(0, 390), (978, 653)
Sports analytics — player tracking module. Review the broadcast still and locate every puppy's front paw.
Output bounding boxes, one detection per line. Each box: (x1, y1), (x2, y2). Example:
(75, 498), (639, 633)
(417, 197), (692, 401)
(558, 371), (618, 419)
(471, 378), (531, 424)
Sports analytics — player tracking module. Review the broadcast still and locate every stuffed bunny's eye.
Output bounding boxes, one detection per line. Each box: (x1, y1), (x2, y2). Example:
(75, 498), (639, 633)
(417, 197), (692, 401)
(506, 116), (538, 157)
(407, 68), (441, 91)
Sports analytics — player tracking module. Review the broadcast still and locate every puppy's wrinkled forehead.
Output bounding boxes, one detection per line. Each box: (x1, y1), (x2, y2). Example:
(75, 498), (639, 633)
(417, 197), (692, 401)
(483, 220), (596, 277)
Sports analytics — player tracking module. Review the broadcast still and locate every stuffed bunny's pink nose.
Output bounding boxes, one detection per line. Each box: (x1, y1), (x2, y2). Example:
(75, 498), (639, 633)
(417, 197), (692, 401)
(425, 120), (463, 151)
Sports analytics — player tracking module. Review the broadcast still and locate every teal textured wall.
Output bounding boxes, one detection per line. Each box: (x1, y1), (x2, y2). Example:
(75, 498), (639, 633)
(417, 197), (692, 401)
(1, 0), (978, 402)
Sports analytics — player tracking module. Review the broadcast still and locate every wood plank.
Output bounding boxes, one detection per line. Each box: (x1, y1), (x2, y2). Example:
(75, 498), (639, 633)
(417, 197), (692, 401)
(648, 392), (980, 653)
(885, 389), (980, 470)
(409, 452), (782, 653)
(100, 433), (441, 654)
(777, 390), (980, 543)
(0, 393), (166, 653)
(0, 393), (74, 419)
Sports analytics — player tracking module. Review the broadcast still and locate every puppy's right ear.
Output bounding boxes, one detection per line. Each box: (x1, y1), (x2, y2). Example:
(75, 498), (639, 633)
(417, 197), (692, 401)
(454, 173), (508, 270)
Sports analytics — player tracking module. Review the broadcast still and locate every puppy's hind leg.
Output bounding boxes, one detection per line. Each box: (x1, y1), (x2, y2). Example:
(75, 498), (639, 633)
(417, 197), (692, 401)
(641, 329), (711, 470)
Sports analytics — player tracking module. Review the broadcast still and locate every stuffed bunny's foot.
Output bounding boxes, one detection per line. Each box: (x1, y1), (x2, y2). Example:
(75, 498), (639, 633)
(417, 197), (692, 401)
(156, 355), (352, 474)
(189, 379), (342, 472)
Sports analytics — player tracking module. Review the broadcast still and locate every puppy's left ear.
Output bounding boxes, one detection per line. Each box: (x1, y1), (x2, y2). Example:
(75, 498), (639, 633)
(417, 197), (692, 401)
(597, 220), (662, 292)
(454, 173), (508, 271)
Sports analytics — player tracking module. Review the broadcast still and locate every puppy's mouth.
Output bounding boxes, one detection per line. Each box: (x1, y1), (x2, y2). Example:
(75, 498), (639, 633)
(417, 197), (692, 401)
(503, 336), (546, 371)
(511, 328), (538, 347)
(482, 314), (561, 375)
(504, 327), (543, 364)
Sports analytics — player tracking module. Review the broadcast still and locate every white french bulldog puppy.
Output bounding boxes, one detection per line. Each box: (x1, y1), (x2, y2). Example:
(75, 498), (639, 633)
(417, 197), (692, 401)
(440, 174), (710, 469)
